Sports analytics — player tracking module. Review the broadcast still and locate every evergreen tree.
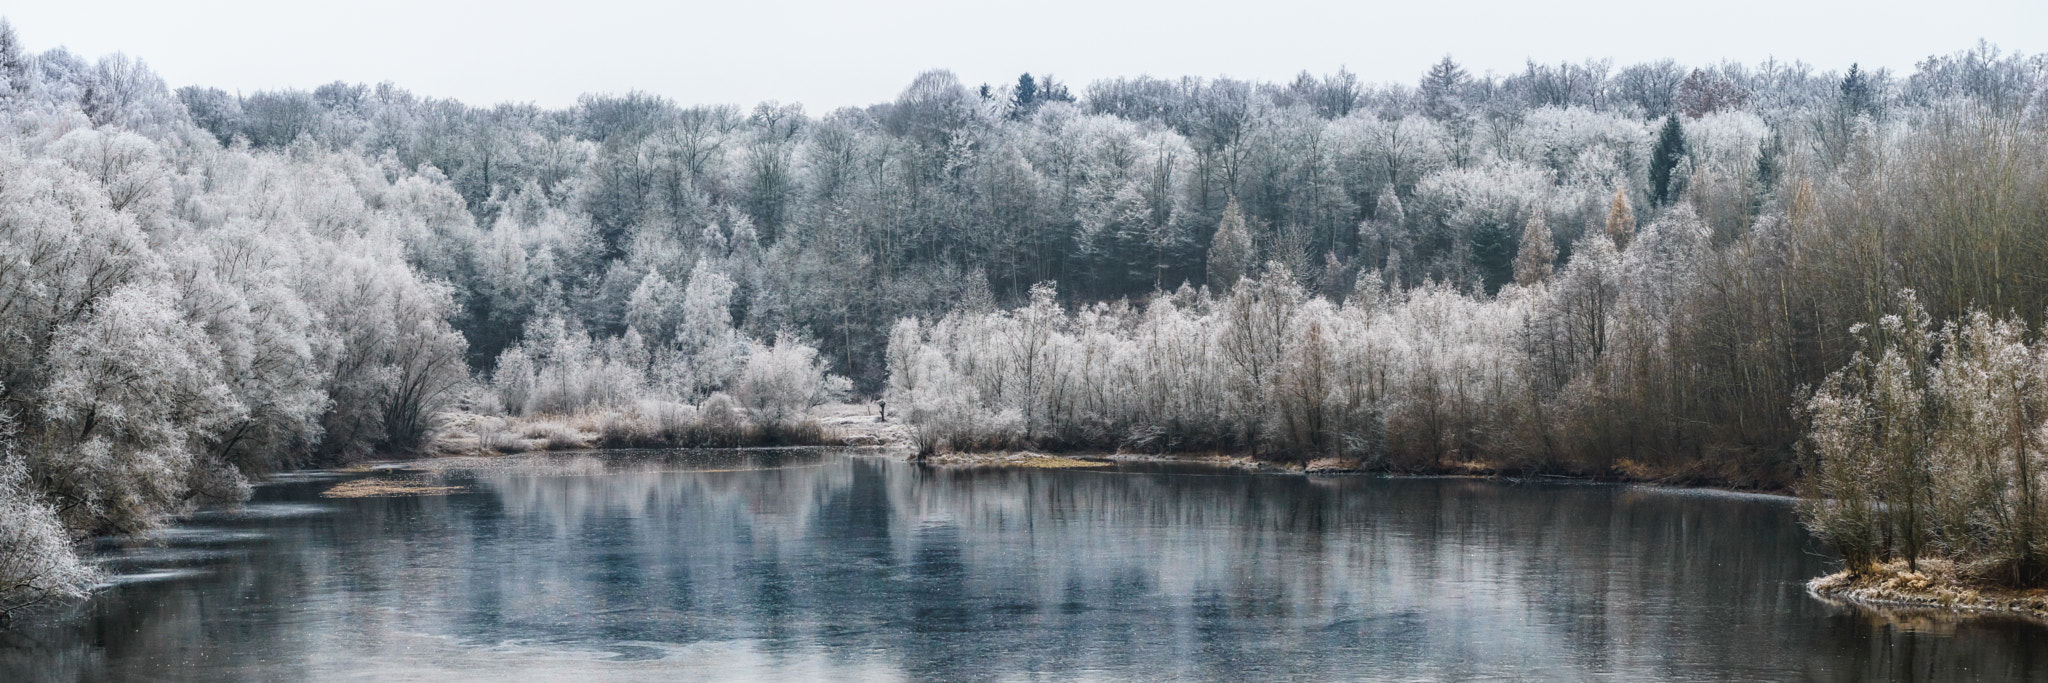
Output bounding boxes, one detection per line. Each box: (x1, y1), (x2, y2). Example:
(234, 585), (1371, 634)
(1209, 197), (1256, 291)
(1420, 56), (1468, 122)
(1471, 217), (1518, 294)
(1375, 185), (1405, 228)
(1840, 63), (1875, 118)
(1514, 215), (1556, 286)
(1009, 73), (1038, 120)
(1649, 115), (1687, 204)
(0, 19), (24, 97)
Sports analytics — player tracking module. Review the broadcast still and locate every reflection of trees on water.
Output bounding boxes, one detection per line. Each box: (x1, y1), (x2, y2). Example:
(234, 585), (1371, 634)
(7, 457), (2048, 681)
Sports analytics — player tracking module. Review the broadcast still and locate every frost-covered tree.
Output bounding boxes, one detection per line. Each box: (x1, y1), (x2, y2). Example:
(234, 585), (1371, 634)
(1207, 196), (1255, 290)
(734, 332), (851, 426)
(0, 446), (94, 619)
(1419, 56), (1468, 122)
(1649, 115), (1688, 204)
(1800, 292), (2048, 584)
(625, 270), (687, 346)
(1513, 215), (1556, 286)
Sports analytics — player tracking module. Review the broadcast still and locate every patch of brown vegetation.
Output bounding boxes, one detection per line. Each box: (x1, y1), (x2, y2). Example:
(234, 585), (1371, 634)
(1101, 451), (1269, 471)
(322, 477), (466, 498)
(428, 404), (868, 458)
(1011, 455), (1111, 469)
(922, 451), (1111, 469)
(1304, 457), (1365, 473)
(1809, 559), (2048, 623)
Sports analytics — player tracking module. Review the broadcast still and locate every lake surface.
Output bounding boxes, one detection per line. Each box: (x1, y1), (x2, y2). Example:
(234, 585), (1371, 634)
(5, 450), (2047, 681)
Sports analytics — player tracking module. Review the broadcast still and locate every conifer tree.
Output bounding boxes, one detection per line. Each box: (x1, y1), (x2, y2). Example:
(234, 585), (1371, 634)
(1604, 188), (1636, 249)
(1009, 73), (1038, 120)
(1419, 56), (1468, 122)
(1375, 185), (1405, 228)
(1209, 196), (1256, 291)
(1840, 63), (1875, 118)
(1649, 114), (1687, 204)
(1514, 215), (1556, 286)
(0, 19), (24, 96)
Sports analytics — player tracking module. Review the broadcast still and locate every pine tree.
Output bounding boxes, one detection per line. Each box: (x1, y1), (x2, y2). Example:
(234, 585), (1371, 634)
(1009, 73), (1038, 120)
(0, 19), (25, 97)
(1209, 196), (1256, 291)
(1604, 188), (1636, 249)
(1420, 56), (1468, 122)
(1840, 63), (1875, 118)
(1649, 114), (1688, 204)
(1514, 215), (1556, 286)
(1375, 185), (1405, 228)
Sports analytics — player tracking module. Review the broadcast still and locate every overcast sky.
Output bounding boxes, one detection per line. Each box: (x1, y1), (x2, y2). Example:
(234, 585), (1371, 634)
(7, 1), (2042, 111)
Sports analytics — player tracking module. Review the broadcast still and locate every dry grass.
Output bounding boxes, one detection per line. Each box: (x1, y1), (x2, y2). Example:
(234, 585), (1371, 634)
(1011, 455), (1111, 469)
(922, 451), (1111, 469)
(321, 477), (466, 498)
(1104, 451), (1266, 471)
(1304, 457), (1365, 473)
(429, 405), (851, 456)
(1809, 558), (2048, 621)
(541, 426), (587, 450)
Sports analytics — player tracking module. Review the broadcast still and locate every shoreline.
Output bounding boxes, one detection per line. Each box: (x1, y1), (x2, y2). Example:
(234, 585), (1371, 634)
(416, 402), (1799, 497)
(1807, 560), (2048, 624)
(372, 415), (2048, 625)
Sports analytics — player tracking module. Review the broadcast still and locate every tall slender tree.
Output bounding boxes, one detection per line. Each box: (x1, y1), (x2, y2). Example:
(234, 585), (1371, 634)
(1419, 56), (1468, 122)
(1514, 215), (1556, 286)
(1649, 114), (1687, 204)
(1209, 197), (1256, 291)
(1604, 188), (1636, 250)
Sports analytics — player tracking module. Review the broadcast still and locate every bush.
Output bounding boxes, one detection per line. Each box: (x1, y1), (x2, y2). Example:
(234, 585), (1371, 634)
(590, 396), (840, 449)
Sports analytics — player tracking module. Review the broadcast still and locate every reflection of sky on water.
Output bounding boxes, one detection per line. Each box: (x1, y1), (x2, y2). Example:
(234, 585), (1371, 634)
(4, 451), (2047, 681)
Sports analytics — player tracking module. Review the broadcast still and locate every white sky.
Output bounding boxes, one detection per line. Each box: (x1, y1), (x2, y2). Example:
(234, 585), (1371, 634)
(7, 1), (2042, 111)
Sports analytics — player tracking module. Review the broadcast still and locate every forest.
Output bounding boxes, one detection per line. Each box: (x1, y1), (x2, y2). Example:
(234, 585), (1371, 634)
(0, 13), (2045, 611)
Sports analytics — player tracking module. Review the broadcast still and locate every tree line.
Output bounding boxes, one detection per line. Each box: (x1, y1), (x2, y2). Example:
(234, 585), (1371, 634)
(1, 14), (2046, 608)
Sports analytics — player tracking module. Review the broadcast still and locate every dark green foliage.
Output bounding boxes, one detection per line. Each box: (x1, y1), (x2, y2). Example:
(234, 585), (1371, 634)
(1470, 217), (1518, 294)
(1840, 63), (1876, 118)
(1650, 114), (1687, 204)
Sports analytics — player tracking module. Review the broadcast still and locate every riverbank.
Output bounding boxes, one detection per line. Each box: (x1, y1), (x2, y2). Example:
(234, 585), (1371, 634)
(426, 402), (873, 456)
(420, 402), (1788, 493)
(1808, 560), (2048, 623)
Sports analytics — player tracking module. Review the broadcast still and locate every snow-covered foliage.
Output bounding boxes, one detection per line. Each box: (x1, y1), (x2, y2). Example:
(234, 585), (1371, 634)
(888, 273), (1533, 463)
(0, 424), (95, 620)
(0, 25), (475, 610)
(1803, 294), (2048, 585)
(491, 262), (850, 432)
(735, 332), (853, 425)
(0, 16), (2046, 599)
